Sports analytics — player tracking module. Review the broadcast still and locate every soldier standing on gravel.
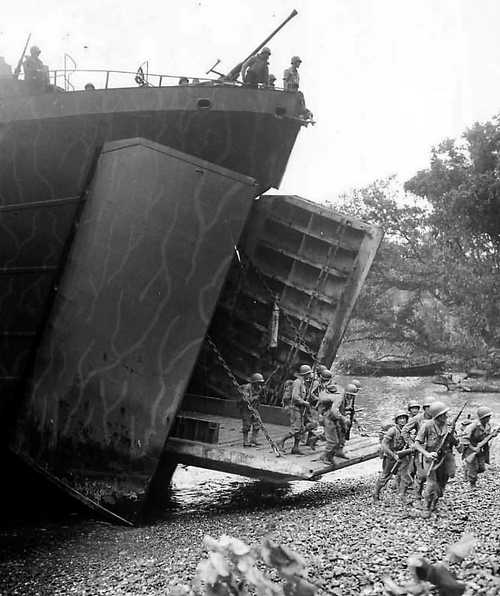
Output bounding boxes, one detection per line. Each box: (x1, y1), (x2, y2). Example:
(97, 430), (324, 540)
(373, 411), (410, 503)
(238, 373), (265, 447)
(402, 397), (434, 501)
(278, 364), (314, 455)
(460, 406), (498, 488)
(414, 401), (458, 518)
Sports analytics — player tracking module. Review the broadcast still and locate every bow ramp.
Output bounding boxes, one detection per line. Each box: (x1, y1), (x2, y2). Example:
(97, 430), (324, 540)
(167, 395), (380, 482)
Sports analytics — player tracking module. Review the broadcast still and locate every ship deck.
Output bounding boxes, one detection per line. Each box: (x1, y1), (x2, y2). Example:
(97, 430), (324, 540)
(165, 395), (380, 482)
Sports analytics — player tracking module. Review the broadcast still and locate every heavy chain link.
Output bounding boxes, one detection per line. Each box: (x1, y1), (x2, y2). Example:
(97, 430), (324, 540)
(206, 335), (282, 457)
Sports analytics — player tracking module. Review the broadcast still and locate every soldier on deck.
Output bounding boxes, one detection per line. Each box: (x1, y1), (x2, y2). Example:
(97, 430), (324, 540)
(238, 372), (265, 447)
(321, 391), (350, 463)
(373, 410), (410, 503)
(461, 406), (498, 488)
(283, 55), (302, 91)
(278, 364), (314, 454)
(23, 46), (49, 93)
(241, 47), (271, 87)
(414, 401), (458, 518)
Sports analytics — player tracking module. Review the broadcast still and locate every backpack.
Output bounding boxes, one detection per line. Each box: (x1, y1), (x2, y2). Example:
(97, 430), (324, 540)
(281, 379), (294, 407)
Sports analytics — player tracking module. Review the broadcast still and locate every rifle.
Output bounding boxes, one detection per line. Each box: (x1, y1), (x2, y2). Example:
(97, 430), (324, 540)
(225, 9), (298, 81)
(427, 401), (468, 477)
(380, 447), (414, 488)
(464, 428), (500, 464)
(13, 33), (31, 80)
(344, 391), (357, 440)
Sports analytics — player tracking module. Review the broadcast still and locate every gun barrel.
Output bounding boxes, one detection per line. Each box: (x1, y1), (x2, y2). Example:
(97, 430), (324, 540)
(13, 33), (31, 79)
(225, 9), (298, 80)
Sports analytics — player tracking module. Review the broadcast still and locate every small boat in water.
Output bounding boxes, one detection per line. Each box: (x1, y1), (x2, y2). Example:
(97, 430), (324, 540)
(347, 356), (446, 377)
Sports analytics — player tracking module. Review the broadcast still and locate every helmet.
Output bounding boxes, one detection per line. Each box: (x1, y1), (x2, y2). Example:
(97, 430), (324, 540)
(291, 55), (302, 63)
(394, 410), (409, 422)
(423, 397), (435, 408)
(428, 401), (449, 419)
(320, 370), (332, 380)
(408, 400), (420, 410)
(345, 383), (358, 393)
(30, 45), (41, 55)
(298, 364), (313, 376)
(352, 380), (361, 388)
(317, 364), (328, 374)
(477, 406), (492, 420)
(249, 372), (265, 384)
(261, 47), (271, 55)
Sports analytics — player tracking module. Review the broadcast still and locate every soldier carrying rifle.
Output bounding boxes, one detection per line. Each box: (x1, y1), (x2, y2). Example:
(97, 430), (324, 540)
(414, 400), (465, 518)
(460, 406), (499, 489)
(373, 410), (411, 503)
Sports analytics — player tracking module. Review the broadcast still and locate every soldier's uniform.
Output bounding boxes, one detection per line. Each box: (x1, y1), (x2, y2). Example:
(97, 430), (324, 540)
(242, 48), (270, 86)
(322, 399), (349, 462)
(278, 365), (313, 454)
(401, 399), (434, 499)
(460, 408), (493, 487)
(415, 403), (458, 515)
(23, 46), (49, 93)
(283, 56), (302, 91)
(238, 373), (265, 447)
(373, 412), (410, 501)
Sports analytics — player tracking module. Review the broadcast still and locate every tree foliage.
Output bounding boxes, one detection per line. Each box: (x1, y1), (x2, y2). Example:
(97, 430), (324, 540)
(336, 114), (500, 367)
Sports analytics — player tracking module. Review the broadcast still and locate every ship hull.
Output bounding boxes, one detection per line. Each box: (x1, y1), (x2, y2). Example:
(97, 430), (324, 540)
(0, 85), (303, 422)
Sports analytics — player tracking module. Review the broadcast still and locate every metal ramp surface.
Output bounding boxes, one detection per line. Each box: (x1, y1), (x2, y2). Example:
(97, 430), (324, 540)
(166, 395), (380, 482)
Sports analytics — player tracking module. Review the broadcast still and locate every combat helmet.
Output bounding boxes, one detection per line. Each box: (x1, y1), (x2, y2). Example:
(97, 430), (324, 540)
(30, 45), (41, 55)
(291, 55), (302, 64)
(477, 406), (492, 420)
(422, 396), (435, 408)
(408, 400), (420, 411)
(345, 383), (358, 393)
(394, 410), (409, 422)
(352, 379), (362, 389)
(298, 364), (313, 376)
(261, 47), (271, 55)
(249, 372), (265, 384)
(428, 401), (449, 419)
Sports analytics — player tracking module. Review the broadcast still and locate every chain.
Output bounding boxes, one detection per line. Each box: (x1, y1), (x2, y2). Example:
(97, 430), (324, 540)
(206, 335), (282, 457)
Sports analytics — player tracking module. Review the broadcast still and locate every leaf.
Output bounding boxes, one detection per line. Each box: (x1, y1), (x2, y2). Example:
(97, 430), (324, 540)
(382, 576), (408, 595)
(446, 533), (477, 563)
(261, 539), (305, 578)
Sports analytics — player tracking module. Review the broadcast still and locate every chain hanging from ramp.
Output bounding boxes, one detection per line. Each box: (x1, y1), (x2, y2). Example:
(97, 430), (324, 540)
(205, 335), (282, 457)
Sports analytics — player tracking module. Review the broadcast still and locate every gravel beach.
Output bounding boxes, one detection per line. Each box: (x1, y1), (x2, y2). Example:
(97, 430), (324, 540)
(1, 462), (499, 596)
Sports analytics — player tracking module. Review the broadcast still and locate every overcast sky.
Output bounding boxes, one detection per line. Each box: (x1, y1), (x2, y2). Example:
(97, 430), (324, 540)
(2, 0), (500, 203)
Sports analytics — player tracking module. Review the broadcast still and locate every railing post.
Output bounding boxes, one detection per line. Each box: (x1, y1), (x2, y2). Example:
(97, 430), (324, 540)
(105, 71), (110, 89)
(159, 75), (163, 87)
(53, 70), (57, 86)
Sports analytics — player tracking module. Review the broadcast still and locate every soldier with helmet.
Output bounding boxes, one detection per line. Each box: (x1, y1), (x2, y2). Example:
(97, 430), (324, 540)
(460, 406), (498, 488)
(373, 411), (410, 502)
(402, 397), (434, 501)
(414, 401), (458, 517)
(407, 400), (421, 418)
(283, 55), (302, 91)
(351, 379), (362, 390)
(241, 47), (271, 87)
(23, 45), (49, 93)
(278, 364), (315, 454)
(238, 372), (265, 447)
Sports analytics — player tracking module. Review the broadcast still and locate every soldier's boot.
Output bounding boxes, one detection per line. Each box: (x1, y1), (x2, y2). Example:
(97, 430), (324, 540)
(243, 432), (251, 447)
(469, 479), (477, 490)
(278, 433), (294, 451)
(421, 496), (434, 518)
(291, 437), (305, 455)
(308, 436), (319, 451)
(250, 429), (261, 446)
(399, 488), (410, 508)
(373, 482), (383, 503)
(334, 448), (349, 459)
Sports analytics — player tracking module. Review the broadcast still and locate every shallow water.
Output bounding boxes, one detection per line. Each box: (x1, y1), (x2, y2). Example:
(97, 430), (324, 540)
(167, 376), (500, 514)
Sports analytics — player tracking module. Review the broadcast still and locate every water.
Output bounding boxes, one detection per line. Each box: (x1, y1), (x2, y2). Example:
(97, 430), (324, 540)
(167, 376), (500, 513)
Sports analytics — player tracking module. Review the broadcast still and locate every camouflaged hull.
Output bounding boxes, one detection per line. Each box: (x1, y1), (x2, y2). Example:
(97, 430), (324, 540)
(0, 83), (303, 426)
(10, 138), (257, 522)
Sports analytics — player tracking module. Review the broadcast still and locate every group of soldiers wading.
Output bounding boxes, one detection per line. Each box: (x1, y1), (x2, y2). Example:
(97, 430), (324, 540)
(237, 365), (361, 463)
(375, 398), (499, 518)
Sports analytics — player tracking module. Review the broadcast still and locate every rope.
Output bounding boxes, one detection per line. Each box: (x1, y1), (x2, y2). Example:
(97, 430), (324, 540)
(206, 335), (282, 457)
